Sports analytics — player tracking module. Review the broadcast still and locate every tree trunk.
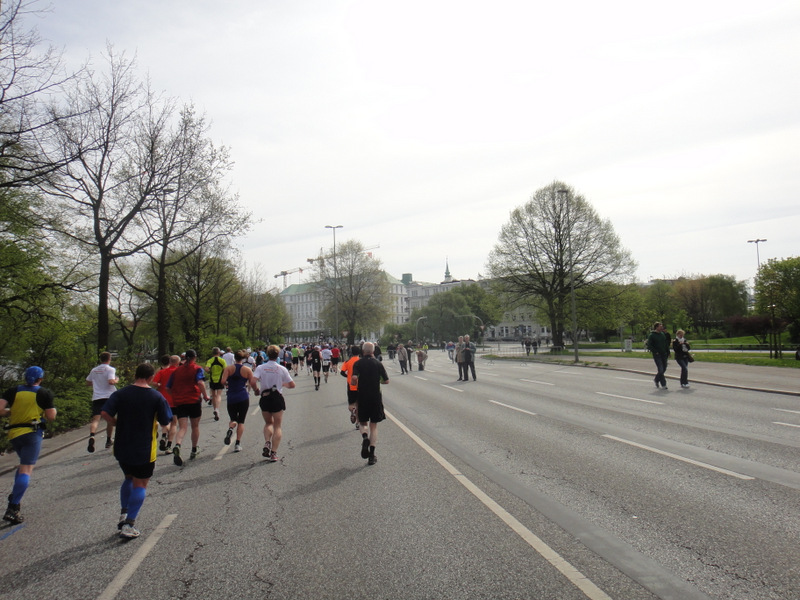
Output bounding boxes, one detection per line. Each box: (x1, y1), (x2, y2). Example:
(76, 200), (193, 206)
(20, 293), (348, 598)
(97, 255), (111, 351)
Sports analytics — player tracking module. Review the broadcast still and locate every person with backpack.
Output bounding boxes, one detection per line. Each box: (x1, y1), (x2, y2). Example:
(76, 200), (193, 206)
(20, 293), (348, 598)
(205, 347), (227, 422)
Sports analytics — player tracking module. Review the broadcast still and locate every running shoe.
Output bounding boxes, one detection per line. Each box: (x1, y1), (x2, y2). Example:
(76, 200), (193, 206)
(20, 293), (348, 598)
(159, 435), (167, 452)
(164, 443), (172, 455)
(268, 451), (278, 463)
(119, 523), (140, 539)
(368, 455), (377, 466)
(2, 504), (23, 524)
(105, 438), (113, 449)
(213, 410), (220, 422)
(361, 437), (370, 459)
(224, 428), (234, 445)
(173, 445), (183, 466)
(349, 408), (357, 424)
(87, 437), (95, 453)
(117, 512), (128, 530)
(234, 442), (242, 453)
(262, 441), (271, 458)
(190, 447), (199, 459)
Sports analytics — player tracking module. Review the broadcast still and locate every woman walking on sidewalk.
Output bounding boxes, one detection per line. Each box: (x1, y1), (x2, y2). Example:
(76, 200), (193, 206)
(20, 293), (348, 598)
(672, 329), (692, 388)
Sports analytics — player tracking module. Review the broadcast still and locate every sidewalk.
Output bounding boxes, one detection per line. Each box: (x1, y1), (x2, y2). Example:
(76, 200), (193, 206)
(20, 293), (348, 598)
(3, 356), (798, 477)
(586, 354), (800, 397)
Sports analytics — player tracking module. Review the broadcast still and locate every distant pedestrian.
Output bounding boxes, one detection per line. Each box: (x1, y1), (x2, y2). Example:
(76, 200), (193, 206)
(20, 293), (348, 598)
(463, 335), (477, 381)
(416, 348), (427, 371)
(85, 352), (119, 452)
(456, 336), (465, 380)
(647, 322), (670, 390)
(1, 367), (57, 524)
(351, 342), (389, 466)
(397, 343), (408, 374)
(672, 329), (692, 388)
(102, 362), (172, 538)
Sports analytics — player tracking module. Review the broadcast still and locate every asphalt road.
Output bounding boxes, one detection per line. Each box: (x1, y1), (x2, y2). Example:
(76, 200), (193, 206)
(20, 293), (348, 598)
(1, 353), (798, 600)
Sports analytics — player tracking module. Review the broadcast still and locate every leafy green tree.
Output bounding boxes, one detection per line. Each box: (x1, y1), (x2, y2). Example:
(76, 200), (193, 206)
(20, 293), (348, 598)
(673, 274), (748, 335)
(641, 280), (690, 337)
(487, 182), (636, 347)
(577, 282), (641, 343)
(754, 257), (800, 344)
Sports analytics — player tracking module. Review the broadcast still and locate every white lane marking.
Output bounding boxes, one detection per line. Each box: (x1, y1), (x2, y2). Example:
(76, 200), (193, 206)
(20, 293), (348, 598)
(97, 513), (178, 600)
(387, 411), (612, 600)
(251, 406), (261, 417)
(602, 435), (754, 480)
(615, 377), (647, 382)
(214, 442), (232, 460)
(520, 379), (554, 386)
(596, 392), (663, 406)
(490, 400), (537, 417)
(441, 385), (463, 392)
(553, 370), (582, 375)
(415, 376), (429, 381)
(774, 408), (800, 415)
(774, 422), (800, 429)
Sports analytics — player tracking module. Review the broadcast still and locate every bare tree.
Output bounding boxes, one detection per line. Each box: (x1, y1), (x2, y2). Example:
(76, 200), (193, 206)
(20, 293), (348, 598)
(39, 49), (165, 350)
(0, 0), (82, 188)
(117, 103), (250, 355)
(311, 239), (391, 345)
(487, 182), (636, 347)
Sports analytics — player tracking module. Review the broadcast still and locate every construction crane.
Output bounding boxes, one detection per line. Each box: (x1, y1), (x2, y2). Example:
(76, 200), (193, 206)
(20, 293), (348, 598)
(274, 267), (303, 288)
(307, 244), (380, 266)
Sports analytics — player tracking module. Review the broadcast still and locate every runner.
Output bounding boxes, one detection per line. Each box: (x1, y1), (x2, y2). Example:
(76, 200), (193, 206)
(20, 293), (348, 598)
(330, 344), (341, 374)
(101, 362), (172, 539)
(310, 345), (322, 390)
(152, 355), (180, 454)
(252, 345), (295, 462)
(166, 349), (209, 466)
(219, 350), (254, 452)
(291, 344), (300, 376)
(205, 347), (227, 421)
(305, 344), (314, 375)
(321, 344), (332, 384)
(351, 342), (389, 466)
(339, 345), (361, 429)
(85, 352), (118, 452)
(1, 367), (57, 524)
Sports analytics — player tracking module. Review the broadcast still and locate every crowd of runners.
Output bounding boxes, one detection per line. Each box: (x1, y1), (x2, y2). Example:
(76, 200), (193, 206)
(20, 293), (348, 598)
(0, 340), (391, 540)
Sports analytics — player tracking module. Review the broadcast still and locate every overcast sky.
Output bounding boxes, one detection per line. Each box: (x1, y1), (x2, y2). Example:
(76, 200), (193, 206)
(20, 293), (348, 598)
(35, 0), (800, 289)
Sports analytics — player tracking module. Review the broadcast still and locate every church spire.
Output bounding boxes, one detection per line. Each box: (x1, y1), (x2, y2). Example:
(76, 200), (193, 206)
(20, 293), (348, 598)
(444, 258), (452, 283)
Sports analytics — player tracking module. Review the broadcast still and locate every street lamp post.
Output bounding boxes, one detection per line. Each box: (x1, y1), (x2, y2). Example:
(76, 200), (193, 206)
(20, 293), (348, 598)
(325, 225), (343, 342)
(747, 238), (767, 270)
(558, 189), (579, 363)
(416, 316), (427, 344)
